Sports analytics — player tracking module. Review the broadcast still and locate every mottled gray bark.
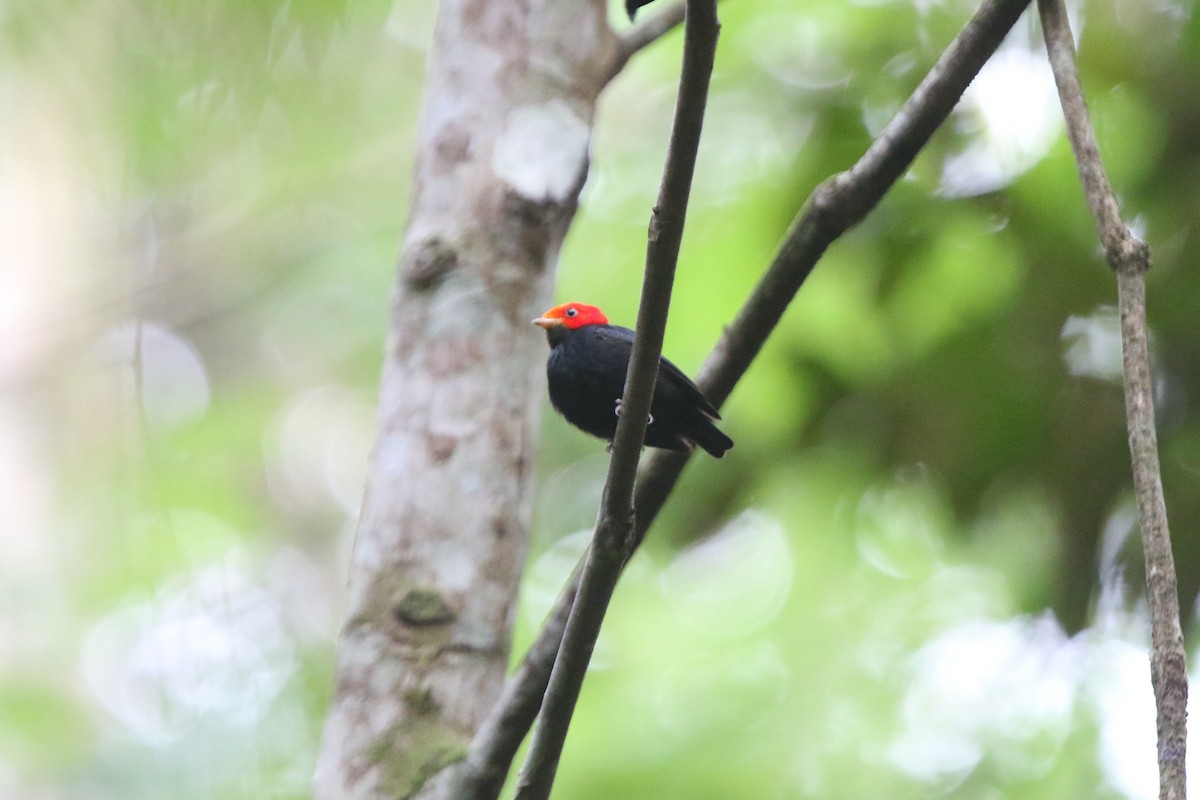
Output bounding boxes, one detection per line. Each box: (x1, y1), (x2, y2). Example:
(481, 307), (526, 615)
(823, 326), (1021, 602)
(313, 2), (620, 798)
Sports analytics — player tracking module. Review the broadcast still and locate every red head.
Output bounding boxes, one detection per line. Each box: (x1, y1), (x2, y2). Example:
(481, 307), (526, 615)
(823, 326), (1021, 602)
(531, 302), (609, 331)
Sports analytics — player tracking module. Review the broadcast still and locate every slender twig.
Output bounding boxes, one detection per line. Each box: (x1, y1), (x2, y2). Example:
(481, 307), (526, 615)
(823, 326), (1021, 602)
(1118, 269), (1188, 800)
(1037, 1), (1185, 798)
(608, 1), (686, 79)
(511, 3), (720, 799)
(458, 0), (1033, 794)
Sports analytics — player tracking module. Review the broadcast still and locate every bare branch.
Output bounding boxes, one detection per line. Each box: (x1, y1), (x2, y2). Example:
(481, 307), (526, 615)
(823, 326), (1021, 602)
(512, 2), (720, 799)
(1036, 0), (1150, 271)
(608, 1), (686, 79)
(1117, 268), (1188, 800)
(457, 0), (1033, 793)
(1037, 1), (1186, 798)
(640, 0), (1036, 520)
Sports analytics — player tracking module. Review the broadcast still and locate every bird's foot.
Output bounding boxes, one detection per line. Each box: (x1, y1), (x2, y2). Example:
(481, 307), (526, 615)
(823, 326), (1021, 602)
(606, 441), (646, 454)
(614, 397), (653, 424)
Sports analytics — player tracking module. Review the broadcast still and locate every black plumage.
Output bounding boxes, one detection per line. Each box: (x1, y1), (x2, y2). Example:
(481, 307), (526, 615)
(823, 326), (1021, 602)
(536, 305), (733, 457)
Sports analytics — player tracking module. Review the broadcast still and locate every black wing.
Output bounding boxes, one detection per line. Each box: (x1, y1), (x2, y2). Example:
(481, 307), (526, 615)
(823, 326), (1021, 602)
(596, 325), (721, 421)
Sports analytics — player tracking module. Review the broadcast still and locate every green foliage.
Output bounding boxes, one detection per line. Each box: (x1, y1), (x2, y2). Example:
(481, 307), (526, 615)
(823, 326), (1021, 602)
(4, 0), (1199, 798)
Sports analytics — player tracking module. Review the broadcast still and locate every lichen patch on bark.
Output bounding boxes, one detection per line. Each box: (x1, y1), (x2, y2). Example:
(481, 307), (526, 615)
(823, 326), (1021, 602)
(492, 99), (590, 204)
(368, 717), (469, 800)
(404, 237), (459, 290)
(395, 588), (457, 627)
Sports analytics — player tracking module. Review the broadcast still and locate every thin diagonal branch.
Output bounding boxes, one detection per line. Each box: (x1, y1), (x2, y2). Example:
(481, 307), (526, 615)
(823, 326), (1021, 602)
(1036, 0), (1148, 269)
(512, 3), (720, 799)
(456, 0), (1033, 795)
(1037, 2), (1185, 799)
(609, 1), (686, 79)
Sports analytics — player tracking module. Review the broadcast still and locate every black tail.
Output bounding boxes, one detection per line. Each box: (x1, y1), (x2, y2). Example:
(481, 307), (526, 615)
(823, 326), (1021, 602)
(691, 419), (733, 458)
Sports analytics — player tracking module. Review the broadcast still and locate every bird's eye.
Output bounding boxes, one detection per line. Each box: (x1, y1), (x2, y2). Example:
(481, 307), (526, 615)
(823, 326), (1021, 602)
(565, 307), (577, 317)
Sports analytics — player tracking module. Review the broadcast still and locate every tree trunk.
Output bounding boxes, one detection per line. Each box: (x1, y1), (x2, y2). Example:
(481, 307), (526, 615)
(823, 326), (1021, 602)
(314, 3), (619, 797)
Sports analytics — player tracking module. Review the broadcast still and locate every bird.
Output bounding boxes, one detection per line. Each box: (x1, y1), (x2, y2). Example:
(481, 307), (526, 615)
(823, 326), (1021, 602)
(532, 302), (733, 457)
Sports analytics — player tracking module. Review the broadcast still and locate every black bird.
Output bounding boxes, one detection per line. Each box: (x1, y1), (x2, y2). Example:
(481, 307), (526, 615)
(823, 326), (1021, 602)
(533, 302), (733, 457)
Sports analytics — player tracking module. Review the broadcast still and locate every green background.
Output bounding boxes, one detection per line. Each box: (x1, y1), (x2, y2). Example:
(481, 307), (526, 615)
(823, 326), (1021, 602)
(2, 0), (1198, 797)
